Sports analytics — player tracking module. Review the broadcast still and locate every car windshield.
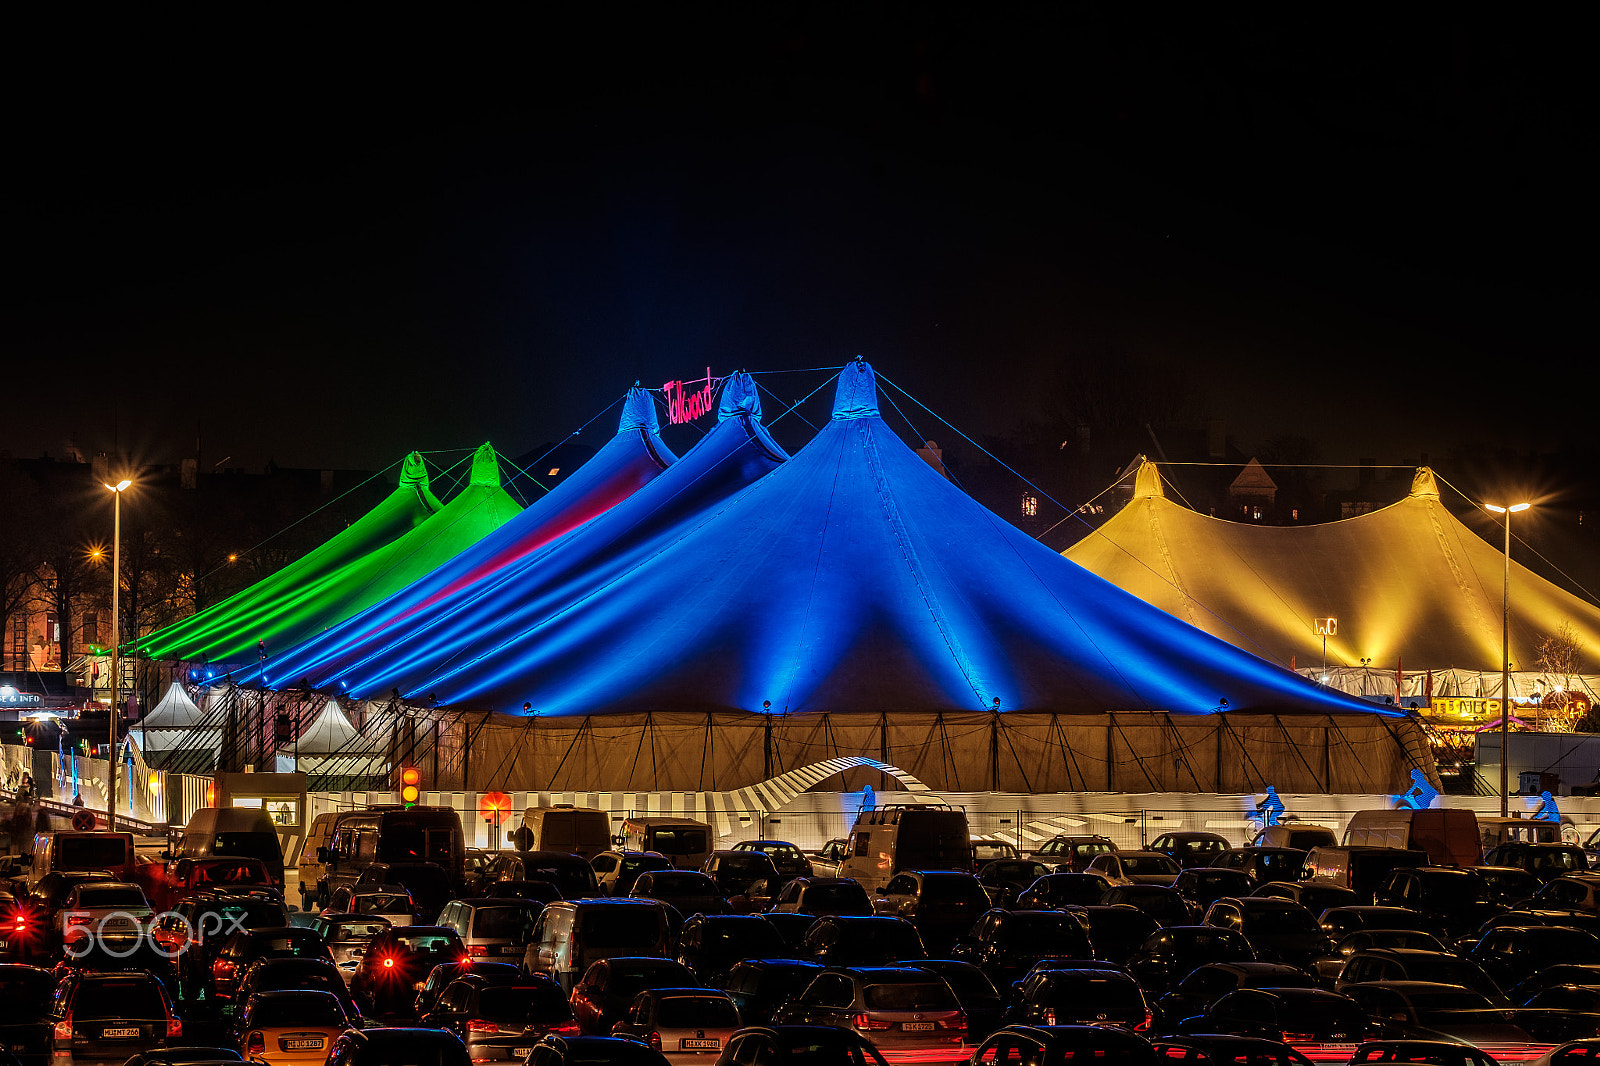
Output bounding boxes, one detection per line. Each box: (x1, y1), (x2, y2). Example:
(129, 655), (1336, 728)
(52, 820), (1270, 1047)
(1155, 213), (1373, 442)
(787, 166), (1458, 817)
(1037, 976), (1141, 1008)
(77, 886), (147, 907)
(393, 933), (461, 953)
(756, 844), (805, 861)
(253, 934), (320, 954)
(478, 985), (569, 1021)
(192, 862), (266, 885)
(621, 856), (672, 874)
(655, 995), (739, 1027)
(356, 893), (413, 915)
(1123, 856), (1179, 874)
(1530, 851), (1585, 873)
(56, 837), (128, 868)
(807, 884), (868, 909)
(1248, 908), (1320, 934)
(207, 900), (290, 930)
(582, 911), (666, 950)
(863, 981), (959, 1011)
(698, 922), (784, 954)
(249, 995), (346, 1028)
(212, 833), (283, 868)
(472, 906), (538, 938)
(75, 978), (166, 1020)
(1002, 914), (1088, 951)
(1409, 990), (1494, 1015)
(332, 921), (391, 941)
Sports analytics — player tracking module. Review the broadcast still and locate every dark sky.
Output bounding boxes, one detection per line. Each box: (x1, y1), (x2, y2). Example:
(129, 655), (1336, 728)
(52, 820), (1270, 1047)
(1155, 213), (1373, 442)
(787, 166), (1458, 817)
(3, 10), (1593, 490)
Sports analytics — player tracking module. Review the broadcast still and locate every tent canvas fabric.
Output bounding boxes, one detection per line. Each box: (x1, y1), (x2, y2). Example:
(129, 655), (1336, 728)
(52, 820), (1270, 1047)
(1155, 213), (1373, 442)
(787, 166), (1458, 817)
(255, 372), (787, 696)
(1064, 460), (1600, 672)
(240, 385), (678, 689)
(294, 699), (369, 754)
(344, 361), (1407, 720)
(141, 680), (205, 729)
(135, 452), (444, 667)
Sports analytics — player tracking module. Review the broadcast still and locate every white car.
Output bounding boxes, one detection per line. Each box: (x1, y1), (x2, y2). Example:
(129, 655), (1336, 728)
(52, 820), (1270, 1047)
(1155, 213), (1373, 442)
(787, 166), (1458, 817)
(58, 881), (153, 944)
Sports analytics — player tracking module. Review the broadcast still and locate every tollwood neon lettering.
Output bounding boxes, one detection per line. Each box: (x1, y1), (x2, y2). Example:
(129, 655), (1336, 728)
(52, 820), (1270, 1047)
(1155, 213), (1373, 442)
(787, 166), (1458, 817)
(662, 369), (723, 425)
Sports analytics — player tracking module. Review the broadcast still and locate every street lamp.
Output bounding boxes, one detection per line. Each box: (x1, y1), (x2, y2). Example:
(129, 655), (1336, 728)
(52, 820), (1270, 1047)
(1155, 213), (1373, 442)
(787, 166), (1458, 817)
(1486, 501), (1530, 816)
(104, 477), (131, 830)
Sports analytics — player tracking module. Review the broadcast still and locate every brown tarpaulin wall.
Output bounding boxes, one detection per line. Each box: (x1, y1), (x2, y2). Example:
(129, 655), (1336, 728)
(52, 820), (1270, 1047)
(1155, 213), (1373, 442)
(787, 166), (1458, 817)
(420, 711), (1436, 795)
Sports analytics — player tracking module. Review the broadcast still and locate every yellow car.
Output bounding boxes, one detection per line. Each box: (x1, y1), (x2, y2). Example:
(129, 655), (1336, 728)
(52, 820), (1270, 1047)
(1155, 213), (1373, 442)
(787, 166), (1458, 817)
(235, 988), (350, 1065)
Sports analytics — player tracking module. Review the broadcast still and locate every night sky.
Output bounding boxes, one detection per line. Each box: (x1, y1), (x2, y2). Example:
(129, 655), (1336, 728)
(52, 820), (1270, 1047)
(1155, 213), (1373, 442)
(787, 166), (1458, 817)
(3, 11), (1593, 495)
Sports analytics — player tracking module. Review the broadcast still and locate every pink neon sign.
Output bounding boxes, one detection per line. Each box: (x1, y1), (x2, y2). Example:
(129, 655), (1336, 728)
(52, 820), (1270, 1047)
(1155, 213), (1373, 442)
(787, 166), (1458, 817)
(662, 368), (724, 425)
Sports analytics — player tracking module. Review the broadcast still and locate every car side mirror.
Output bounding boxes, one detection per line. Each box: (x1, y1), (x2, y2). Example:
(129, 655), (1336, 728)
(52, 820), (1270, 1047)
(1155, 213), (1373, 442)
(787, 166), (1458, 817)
(317, 847), (330, 863)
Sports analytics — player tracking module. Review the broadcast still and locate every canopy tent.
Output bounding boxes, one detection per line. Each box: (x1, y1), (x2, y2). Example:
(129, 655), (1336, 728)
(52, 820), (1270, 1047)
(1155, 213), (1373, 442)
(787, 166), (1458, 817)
(326, 361), (1408, 721)
(253, 372), (786, 696)
(293, 699), (369, 754)
(134, 452), (444, 667)
(1063, 460), (1600, 672)
(141, 680), (204, 729)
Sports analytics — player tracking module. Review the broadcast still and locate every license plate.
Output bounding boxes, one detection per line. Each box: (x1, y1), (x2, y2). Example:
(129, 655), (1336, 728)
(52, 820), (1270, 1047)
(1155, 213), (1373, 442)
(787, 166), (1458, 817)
(680, 1039), (721, 1050)
(102, 1028), (140, 1039)
(0, 940), (7, 949)
(513, 1050), (533, 1060)
(285, 1039), (324, 1050)
(901, 1022), (935, 1031)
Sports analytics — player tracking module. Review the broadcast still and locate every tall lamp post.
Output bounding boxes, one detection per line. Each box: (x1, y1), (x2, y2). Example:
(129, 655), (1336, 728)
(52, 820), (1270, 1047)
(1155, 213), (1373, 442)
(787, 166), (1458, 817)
(1486, 501), (1530, 817)
(104, 477), (132, 830)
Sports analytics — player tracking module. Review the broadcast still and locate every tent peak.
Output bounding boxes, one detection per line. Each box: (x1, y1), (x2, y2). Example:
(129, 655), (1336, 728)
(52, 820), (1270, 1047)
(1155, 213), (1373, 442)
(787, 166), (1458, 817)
(398, 452), (429, 489)
(832, 358), (880, 420)
(469, 442), (501, 488)
(1409, 467), (1440, 499)
(1132, 457), (1166, 499)
(718, 371), (762, 423)
(618, 385), (661, 435)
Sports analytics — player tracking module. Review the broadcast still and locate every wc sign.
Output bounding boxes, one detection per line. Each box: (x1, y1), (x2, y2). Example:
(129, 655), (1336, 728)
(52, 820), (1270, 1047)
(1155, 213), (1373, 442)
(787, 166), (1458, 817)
(662, 369), (724, 425)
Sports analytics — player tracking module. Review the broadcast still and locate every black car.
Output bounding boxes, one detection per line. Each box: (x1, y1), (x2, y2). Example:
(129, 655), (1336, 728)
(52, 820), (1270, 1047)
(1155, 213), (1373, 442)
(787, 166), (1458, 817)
(231, 956), (364, 1025)
(1473, 866), (1543, 907)
(1101, 885), (1197, 927)
(420, 972), (580, 1061)
(1152, 1034), (1317, 1066)
(1125, 926), (1256, 995)
(1065, 905), (1161, 964)
(968, 1024), (1159, 1065)
(797, 915), (926, 967)
(759, 912), (817, 949)
(568, 957), (701, 1037)
(729, 841), (811, 882)
(712, 1025), (890, 1065)
(1333, 948), (1505, 1002)
(1319, 906), (1435, 939)
(356, 863), (453, 923)
(1149, 833), (1231, 870)
(503, 852), (600, 899)
(1156, 962), (1318, 1023)
(1209, 849), (1307, 887)
(1009, 967), (1153, 1031)
(0, 963), (55, 1066)
(1345, 1039), (1499, 1066)
(914, 960), (1005, 1039)
(1175, 987), (1372, 1058)
(1468, 924), (1600, 990)
(629, 871), (727, 917)
(1509, 963), (1600, 1005)
(977, 861), (1053, 907)
(1016, 873), (1114, 910)
(1372, 867), (1502, 937)
(415, 961), (524, 1017)
(677, 914), (787, 984)
(482, 880), (564, 903)
(1172, 869), (1256, 911)
(1483, 843), (1589, 882)
(1204, 897), (1331, 969)
(1250, 881), (1360, 917)
(951, 908), (1095, 989)
(870, 871), (992, 955)
(700, 851), (779, 903)
(208, 926), (333, 1006)
(719, 960), (824, 1027)
(349, 926), (468, 1020)
(47, 970), (184, 1062)
(326, 1027), (472, 1066)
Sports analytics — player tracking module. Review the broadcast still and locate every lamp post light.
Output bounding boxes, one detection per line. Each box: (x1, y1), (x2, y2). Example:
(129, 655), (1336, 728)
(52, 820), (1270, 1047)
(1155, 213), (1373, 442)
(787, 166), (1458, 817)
(1486, 501), (1530, 816)
(103, 477), (131, 830)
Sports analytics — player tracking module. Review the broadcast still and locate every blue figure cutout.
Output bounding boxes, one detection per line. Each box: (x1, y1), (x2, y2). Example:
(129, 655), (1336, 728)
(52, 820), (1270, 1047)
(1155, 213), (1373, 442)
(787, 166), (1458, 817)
(1256, 786), (1285, 827)
(1533, 790), (1561, 822)
(1396, 769), (1440, 810)
(860, 784), (875, 813)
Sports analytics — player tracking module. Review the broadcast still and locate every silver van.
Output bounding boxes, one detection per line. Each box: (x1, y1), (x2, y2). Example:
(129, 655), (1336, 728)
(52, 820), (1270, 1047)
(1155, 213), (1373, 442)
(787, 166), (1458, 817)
(839, 805), (972, 894)
(523, 898), (676, 992)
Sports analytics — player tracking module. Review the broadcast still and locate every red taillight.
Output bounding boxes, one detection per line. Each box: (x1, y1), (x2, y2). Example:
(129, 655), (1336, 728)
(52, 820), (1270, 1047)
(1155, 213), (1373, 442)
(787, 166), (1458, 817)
(53, 1017), (72, 1042)
(1137, 1010), (1154, 1032)
(382, 956), (397, 969)
(547, 1021), (581, 1036)
(167, 1018), (183, 1039)
(648, 1031), (662, 1052)
(466, 944), (487, 957)
(247, 1031), (264, 1053)
(213, 959), (236, 980)
(467, 1020), (498, 1034)
(853, 1013), (893, 1030)
(1045, 1008), (1057, 1025)
(940, 1013), (967, 1031)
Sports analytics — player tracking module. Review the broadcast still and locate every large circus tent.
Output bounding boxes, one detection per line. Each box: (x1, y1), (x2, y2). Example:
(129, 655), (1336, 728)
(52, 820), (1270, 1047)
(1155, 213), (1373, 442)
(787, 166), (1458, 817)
(135, 365), (1435, 795)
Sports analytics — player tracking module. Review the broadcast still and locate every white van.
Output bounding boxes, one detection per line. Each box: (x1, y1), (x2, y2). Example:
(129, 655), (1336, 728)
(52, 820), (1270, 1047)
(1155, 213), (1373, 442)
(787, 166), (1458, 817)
(174, 808), (286, 890)
(620, 817), (713, 870)
(517, 805), (610, 860)
(1342, 808), (1481, 867)
(839, 805), (972, 894)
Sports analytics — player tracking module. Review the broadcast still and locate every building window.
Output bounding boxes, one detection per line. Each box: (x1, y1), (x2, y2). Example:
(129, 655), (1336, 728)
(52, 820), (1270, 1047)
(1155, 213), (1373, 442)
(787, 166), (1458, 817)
(1021, 494), (1039, 518)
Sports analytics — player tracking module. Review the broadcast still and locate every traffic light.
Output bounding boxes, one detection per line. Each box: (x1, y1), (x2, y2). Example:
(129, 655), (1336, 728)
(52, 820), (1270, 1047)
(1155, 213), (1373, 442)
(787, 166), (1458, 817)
(399, 766), (421, 808)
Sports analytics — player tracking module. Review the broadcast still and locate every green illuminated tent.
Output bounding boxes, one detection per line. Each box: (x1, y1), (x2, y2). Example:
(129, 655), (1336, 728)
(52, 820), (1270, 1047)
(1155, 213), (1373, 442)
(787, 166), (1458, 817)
(136, 450), (455, 666)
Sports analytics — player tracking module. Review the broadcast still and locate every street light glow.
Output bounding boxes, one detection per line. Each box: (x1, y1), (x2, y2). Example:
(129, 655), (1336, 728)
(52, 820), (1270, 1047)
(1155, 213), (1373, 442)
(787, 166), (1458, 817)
(104, 479), (131, 493)
(1485, 502), (1531, 514)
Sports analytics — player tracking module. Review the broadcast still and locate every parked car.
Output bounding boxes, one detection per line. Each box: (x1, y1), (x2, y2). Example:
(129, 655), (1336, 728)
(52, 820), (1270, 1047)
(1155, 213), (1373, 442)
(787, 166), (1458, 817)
(324, 1028), (471, 1066)
(869, 870), (991, 953)
(967, 1024), (1159, 1065)
(1149, 833), (1231, 870)
(230, 989), (349, 1066)
(769, 877), (874, 917)
(1084, 852), (1182, 887)
(1346, 1040), (1498, 1066)
(1318, 906), (1435, 940)
(1016, 872), (1113, 910)
(593, 852), (675, 898)
(1029, 835), (1119, 873)
(797, 915), (927, 967)
(711, 1024), (891, 1066)
(950, 908), (1096, 989)
(773, 966), (968, 1056)
(630, 871), (728, 917)
(568, 957), (701, 1037)
(414, 962), (523, 1018)
(308, 914), (392, 972)
(699, 851), (778, 904)
(354, 863), (453, 923)
(1334, 948), (1506, 1001)
(972, 841), (1021, 871)
(1474, 866), (1544, 907)
(1174, 987), (1373, 1060)
(348, 926), (468, 1019)
(676, 914), (787, 985)
(494, 852), (599, 899)
(1249, 881), (1359, 918)
(1101, 884), (1198, 926)
(912, 959), (1005, 1040)
(0, 962), (57, 1066)
(976, 860), (1051, 907)
(1203, 897), (1331, 969)
(1156, 963), (1319, 1024)
(1064, 905), (1161, 965)
(419, 972), (580, 1062)
(1172, 868), (1256, 911)
(1209, 849), (1308, 887)
(209, 926), (334, 1006)
(1151, 1034), (1318, 1066)
(1312, 929), (1451, 984)
(46, 969), (184, 1061)
(719, 960), (824, 1027)
(1485, 843), (1589, 883)
(1125, 926), (1257, 996)
(322, 885), (420, 927)
(1008, 966), (1154, 1031)
(1467, 925), (1600, 991)
(231, 957), (363, 1026)
(610, 988), (741, 1063)
(56, 881), (152, 947)
(729, 841), (811, 882)
(435, 898), (544, 961)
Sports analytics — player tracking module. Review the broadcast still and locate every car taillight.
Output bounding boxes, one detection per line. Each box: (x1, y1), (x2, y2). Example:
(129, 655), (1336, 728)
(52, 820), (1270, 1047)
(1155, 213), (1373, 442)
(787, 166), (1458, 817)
(1137, 1010), (1154, 1032)
(546, 1021), (581, 1036)
(53, 1016), (72, 1041)
(648, 1031), (661, 1052)
(213, 959), (236, 979)
(467, 1020), (498, 1033)
(167, 1018), (183, 1039)
(1044, 1008), (1057, 1025)
(940, 1013), (967, 1031)
(1284, 1032), (1316, 1043)
(247, 1031), (264, 1053)
(466, 944), (487, 957)
(853, 1013), (893, 1030)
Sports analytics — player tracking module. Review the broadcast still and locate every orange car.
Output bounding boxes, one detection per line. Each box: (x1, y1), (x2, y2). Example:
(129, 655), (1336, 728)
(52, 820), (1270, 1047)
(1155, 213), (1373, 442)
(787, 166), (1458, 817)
(232, 988), (350, 1065)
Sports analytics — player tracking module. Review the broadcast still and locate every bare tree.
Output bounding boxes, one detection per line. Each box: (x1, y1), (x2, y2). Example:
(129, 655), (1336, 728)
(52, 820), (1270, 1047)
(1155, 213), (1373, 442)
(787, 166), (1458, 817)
(1536, 621), (1586, 732)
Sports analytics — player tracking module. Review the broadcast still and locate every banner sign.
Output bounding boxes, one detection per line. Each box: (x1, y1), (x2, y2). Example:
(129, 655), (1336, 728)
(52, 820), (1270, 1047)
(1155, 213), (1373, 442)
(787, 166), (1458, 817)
(0, 685), (43, 708)
(662, 368), (725, 425)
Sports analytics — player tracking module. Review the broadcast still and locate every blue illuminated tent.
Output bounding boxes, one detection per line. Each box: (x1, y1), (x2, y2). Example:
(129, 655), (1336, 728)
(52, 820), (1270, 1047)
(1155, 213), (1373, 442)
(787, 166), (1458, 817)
(255, 373), (785, 695)
(368, 361), (1406, 720)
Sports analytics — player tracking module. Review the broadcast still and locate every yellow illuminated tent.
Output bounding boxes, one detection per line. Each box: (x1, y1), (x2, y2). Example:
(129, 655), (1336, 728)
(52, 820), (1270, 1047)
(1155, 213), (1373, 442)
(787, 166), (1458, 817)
(1064, 461), (1600, 674)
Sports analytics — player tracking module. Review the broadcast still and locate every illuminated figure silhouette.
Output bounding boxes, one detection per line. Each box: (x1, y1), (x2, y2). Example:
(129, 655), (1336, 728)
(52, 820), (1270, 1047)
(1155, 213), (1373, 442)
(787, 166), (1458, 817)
(1396, 769), (1439, 810)
(1534, 790), (1561, 822)
(1255, 786), (1285, 827)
